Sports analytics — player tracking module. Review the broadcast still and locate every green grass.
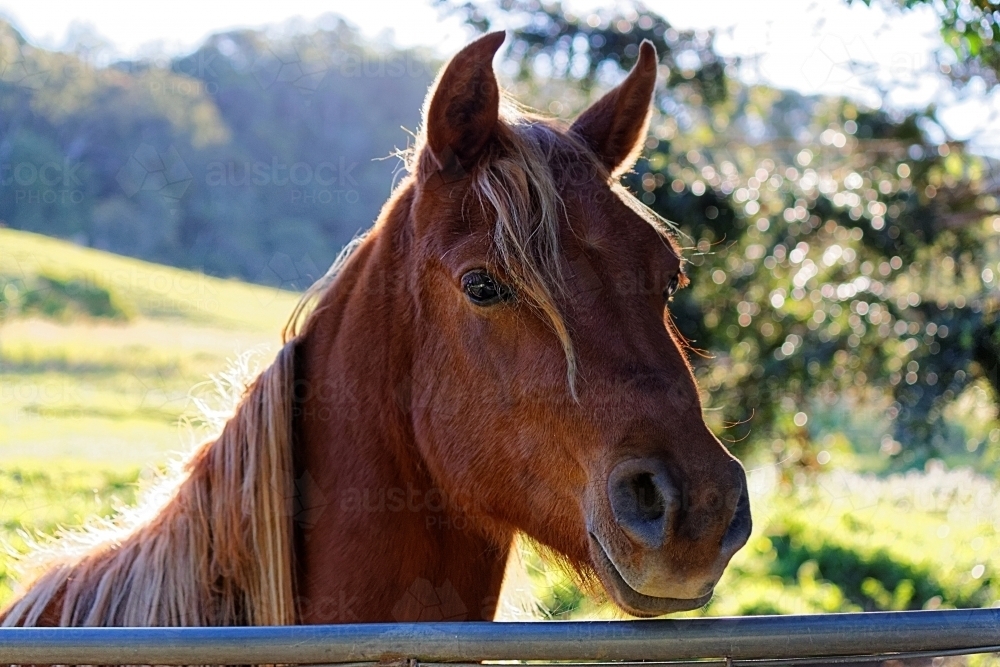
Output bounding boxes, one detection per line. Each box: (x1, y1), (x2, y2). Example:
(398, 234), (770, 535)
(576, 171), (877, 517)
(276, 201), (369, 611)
(0, 460), (143, 602)
(0, 228), (299, 464)
(0, 228), (297, 331)
(708, 466), (1000, 616)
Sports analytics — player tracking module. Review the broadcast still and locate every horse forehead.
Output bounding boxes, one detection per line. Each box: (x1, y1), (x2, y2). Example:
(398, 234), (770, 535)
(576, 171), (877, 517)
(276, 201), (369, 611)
(560, 180), (680, 272)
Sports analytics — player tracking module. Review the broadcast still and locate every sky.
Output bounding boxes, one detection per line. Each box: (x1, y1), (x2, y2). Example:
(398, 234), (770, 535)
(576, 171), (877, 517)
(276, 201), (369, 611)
(0, 0), (997, 155)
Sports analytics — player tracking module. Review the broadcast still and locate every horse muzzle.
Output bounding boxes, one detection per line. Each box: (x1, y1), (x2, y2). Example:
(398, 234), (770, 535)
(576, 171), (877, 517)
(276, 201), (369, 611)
(587, 457), (752, 617)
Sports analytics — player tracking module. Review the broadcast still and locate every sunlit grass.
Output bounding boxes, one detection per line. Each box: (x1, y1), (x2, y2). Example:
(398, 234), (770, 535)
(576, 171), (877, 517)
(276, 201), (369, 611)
(0, 229), (301, 604)
(0, 317), (281, 463)
(1, 228), (298, 465)
(0, 459), (142, 604)
(0, 228), (297, 331)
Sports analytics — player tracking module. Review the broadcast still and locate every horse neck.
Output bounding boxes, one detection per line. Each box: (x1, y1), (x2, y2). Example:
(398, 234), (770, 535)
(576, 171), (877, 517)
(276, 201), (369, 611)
(292, 185), (510, 623)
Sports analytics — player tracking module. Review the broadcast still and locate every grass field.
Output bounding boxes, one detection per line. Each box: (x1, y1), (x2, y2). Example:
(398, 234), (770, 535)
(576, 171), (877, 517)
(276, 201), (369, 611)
(1, 228), (998, 639)
(1, 227), (298, 464)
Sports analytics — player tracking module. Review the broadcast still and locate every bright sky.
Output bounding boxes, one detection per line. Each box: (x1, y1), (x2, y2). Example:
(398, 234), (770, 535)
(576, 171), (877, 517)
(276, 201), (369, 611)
(1, 0), (997, 155)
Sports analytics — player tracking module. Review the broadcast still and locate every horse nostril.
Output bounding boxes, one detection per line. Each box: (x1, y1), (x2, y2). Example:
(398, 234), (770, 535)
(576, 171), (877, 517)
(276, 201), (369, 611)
(720, 483), (752, 554)
(631, 473), (665, 522)
(608, 460), (678, 550)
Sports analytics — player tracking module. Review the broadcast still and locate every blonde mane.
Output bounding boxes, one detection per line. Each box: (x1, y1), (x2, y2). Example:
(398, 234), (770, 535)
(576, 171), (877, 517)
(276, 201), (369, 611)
(470, 109), (581, 394)
(0, 345), (298, 627)
(0, 94), (666, 628)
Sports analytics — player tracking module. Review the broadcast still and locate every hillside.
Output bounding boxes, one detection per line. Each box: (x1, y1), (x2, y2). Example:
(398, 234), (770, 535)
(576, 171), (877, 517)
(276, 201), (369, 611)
(0, 18), (433, 281)
(0, 227), (300, 464)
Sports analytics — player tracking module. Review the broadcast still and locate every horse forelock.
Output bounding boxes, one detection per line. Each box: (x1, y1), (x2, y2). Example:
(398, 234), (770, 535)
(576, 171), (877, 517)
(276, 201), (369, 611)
(469, 113), (585, 396)
(442, 98), (682, 398)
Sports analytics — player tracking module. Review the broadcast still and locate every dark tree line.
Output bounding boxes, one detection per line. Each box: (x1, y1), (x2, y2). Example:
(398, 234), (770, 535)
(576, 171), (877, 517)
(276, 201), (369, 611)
(0, 18), (435, 286)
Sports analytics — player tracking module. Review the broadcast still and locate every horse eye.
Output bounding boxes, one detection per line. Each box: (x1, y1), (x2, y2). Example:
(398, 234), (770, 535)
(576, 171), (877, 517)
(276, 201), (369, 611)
(462, 271), (512, 306)
(664, 274), (680, 301)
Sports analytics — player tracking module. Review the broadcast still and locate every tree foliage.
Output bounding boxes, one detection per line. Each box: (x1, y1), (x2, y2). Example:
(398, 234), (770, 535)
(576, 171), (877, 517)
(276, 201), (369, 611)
(0, 19), (435, 284)
(854, 0), (1000, 91)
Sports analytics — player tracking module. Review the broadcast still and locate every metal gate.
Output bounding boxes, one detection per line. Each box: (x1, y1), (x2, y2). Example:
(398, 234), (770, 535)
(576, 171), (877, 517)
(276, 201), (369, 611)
(1, 608), (998, 665)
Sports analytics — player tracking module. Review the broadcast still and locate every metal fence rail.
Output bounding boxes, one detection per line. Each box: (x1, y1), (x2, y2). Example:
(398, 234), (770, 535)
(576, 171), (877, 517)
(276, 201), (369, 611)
(0, 609), (998, 666)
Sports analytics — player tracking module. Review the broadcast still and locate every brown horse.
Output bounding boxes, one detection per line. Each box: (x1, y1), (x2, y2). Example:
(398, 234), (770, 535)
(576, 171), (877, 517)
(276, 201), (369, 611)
(0, 31), (750, 627)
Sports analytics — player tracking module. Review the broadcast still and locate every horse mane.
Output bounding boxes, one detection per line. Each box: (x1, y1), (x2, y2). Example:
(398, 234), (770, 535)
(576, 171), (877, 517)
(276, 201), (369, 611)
(0, 88), (675, 628)
(0, 345), (297, 627)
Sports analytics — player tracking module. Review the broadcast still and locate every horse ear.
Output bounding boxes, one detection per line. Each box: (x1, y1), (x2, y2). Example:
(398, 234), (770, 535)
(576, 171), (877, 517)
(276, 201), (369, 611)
(570, 40), (658, 177)
(423, 31), (506, 173)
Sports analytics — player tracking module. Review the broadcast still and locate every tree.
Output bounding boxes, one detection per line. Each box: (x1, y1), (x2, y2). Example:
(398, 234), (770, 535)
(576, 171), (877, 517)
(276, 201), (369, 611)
(853, 0), (1000, 92)
(0, 18), (436, 283)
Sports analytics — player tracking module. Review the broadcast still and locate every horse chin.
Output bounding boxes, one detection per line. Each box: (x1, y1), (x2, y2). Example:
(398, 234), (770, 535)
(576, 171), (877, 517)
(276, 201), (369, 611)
(588, 533), (713, 618)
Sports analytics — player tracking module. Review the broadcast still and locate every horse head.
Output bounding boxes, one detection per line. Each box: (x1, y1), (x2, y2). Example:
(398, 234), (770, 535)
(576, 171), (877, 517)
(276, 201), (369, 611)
(402, 31), (751, 617)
